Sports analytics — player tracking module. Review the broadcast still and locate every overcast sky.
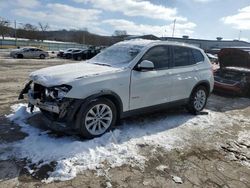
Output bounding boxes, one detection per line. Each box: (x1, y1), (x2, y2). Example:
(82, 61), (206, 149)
(1, 0), (250, 41)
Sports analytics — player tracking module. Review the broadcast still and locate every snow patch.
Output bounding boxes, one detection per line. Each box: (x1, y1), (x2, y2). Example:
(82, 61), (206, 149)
(2, 103), (239, 183)
(172, 175), (183, 184)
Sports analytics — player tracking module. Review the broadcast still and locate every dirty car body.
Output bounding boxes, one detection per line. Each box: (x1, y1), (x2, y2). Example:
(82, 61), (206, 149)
(19, 40), (214, 138)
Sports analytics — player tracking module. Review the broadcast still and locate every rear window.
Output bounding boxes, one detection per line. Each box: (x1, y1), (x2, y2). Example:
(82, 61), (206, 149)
(192, 49), (204, 63)
(173, 46), (195, 67)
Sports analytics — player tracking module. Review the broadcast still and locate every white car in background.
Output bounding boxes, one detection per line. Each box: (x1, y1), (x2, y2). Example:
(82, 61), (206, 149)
(19, 40), (214, 138)
(10, 47), (49, 59)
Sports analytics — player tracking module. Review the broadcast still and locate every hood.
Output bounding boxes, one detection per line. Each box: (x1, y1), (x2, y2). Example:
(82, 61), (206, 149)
(218, 48), (250, 69)
(30, 62), (122, 87)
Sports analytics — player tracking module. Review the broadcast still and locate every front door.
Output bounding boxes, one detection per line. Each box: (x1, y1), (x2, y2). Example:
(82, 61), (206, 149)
(130, 45), (173, 110)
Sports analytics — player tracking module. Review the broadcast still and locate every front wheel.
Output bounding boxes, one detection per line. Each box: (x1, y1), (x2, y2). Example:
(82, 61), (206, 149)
(187, 86), (208, 114)
(76, 98), (117, 138)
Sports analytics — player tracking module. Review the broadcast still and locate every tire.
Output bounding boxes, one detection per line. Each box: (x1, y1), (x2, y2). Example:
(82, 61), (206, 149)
(40, 54), (45, 59)
(17, 54), (23, 59)
(77, 56), (82, 61)
(187, 86), (208, 114)
(66, 54), (71, 59)
(76, 98), (117, 139)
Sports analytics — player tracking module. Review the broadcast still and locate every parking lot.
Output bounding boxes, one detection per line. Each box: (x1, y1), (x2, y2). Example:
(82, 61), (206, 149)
(0, 56), (249, 188)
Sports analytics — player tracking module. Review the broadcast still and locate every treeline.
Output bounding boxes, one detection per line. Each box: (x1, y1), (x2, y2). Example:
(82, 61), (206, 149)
(0, 18), (127, 46)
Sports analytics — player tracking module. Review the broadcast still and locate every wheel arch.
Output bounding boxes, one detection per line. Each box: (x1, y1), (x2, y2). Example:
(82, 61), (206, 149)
(67, 90), (123, 124)
(190, 80), (211, 97)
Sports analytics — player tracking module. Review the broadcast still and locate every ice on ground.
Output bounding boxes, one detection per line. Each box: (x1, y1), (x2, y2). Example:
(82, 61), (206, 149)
(2, 103), (239, 183)
(172, 175), (183, 184)
(238, 130), (250, 146)
(156, 165), (168, 172)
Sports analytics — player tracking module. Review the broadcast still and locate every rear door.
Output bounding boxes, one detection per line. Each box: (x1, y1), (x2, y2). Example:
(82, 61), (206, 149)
(23, 48), (33, 58)
(130, 45), (173, 110)
(169, 46), (199, 101)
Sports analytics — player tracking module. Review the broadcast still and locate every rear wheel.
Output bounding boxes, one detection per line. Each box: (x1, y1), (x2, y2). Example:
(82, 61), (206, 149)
(77, 56), (82, 61)
(76, 98), (117, 138)
(187, 86), (208, 114)
(40, 54), (45, 59)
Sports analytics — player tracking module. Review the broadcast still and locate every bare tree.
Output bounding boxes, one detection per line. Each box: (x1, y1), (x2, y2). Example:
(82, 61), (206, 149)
(18, 23), (39, 40)
(38, 22), (49, 41)
(38, 22), (49, 32)
(23, 23), (37, 31)
(0, 17), (10, 39)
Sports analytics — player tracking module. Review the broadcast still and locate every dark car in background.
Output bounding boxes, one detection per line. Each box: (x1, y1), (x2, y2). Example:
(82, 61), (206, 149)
(72, 48), (101, 61)
(63, 49), (83, 59)
(57, 48), (79, 58)
(214, 48), (250, 96)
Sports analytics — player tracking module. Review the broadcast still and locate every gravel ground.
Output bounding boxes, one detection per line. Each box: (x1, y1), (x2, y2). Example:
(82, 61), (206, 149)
(0, 57), (249, 188)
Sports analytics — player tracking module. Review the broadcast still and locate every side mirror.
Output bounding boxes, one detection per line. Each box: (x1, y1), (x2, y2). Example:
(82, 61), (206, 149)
(137, 60), (154, 71)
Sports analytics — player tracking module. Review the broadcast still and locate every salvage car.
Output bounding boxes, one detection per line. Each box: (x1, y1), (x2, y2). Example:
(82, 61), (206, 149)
(10, 47), (48, 59)
(19, 40), (214, 138)
(214, 48), (250, 96)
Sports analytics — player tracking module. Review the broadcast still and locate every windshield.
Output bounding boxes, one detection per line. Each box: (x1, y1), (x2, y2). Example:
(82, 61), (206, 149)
(89, 43), (145, 67)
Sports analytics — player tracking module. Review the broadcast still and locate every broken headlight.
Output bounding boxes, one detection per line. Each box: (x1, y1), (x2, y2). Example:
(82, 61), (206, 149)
(45, 85), (72, 100)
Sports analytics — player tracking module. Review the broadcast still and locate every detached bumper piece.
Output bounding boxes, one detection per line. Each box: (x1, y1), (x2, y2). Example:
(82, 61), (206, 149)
(41, 115), (76, 133)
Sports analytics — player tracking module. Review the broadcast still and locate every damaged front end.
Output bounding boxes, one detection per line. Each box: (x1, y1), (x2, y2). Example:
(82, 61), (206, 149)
(18, 81), (81, 131)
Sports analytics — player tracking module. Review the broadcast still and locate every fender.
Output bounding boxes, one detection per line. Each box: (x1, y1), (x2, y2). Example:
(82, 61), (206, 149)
(190, 80), (211, 97)
(66, 90), (123, 122)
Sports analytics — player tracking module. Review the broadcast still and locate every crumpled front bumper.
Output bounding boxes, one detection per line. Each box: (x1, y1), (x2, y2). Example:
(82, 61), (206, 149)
(27, 90), (60, 114)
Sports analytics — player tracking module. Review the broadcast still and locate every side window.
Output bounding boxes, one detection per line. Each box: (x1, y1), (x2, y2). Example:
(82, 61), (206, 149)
(173, 46), (195, 67)
(192, 49), (204, 63)
(141, 46), (170, 69)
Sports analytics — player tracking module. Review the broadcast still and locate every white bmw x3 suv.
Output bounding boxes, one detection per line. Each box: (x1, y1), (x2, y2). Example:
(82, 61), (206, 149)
(19, 40), (214, 138)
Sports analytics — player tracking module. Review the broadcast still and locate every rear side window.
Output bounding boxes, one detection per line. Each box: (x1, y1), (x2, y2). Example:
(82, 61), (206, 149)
(173, 46), (195, 67)
(192, 49), (204, 63)
(141, 46), (171, 69)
